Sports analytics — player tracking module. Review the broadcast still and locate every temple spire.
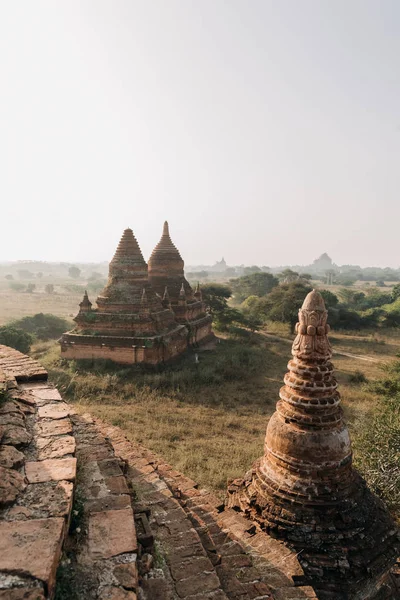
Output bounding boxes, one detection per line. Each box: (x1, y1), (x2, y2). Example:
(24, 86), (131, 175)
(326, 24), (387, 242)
(163, 221), (170, 236)
(194, 282), (202, 301)
(162, 286), (171, 308)
(78, 290), (92, 313)
(226, 289), (400, 595)
(179, 283), (187, 305)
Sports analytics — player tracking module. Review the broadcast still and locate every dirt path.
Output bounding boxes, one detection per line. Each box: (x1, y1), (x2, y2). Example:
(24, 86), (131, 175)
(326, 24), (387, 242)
(259, 332), (381, 364)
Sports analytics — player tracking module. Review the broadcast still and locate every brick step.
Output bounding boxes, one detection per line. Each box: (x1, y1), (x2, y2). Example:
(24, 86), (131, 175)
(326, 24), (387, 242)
(0, 369), (76, 599)
(57, 412), (139, 599)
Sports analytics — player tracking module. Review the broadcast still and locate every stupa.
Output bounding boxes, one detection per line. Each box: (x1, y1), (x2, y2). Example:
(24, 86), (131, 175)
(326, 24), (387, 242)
(226, 290), (400, 599)
(60, 228), (188, 364)
(148, 221), (213, 346)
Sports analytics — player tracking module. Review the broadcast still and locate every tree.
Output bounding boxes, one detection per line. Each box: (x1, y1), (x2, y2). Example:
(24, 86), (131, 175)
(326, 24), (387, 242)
(243, 266), (261, 275)
(26, 283), (36, 293)
(392, 284), (400, 302)
(262, 282), (313, 331)
(5, 274), (13, 280)
(11, 313), (70, 340)
(278, 269), (301, 284)
(229, 272), (279, 303)
(337, 289), (365, 306)
(201, 284), (232, 314)
(17, 269), (34, 279)
(200, 283), (258, 331)
(319, 289), (339, 308)
(68, 266), (81, 279)
(45, 284), (54, 294)
(0, 326), (33, 354)
(9, 282), (26, 292)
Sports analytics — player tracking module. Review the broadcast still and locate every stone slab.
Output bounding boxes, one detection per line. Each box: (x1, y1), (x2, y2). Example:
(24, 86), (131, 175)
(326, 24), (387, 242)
(5, 481), (73, 521)
(38, 419), (72, 437)
(25, 458), (77, 483)
(30, 388), (62, 402)
(0, 446), (24, 469)
(98, 587), (137, 600)
(0, 517), (64, 592)
(0, 466), (26, 506)
(88, 508), (137, 559)
(36, 436), (76, 460)
(0, 588), (45, 600)
(38, 403), (70, 420)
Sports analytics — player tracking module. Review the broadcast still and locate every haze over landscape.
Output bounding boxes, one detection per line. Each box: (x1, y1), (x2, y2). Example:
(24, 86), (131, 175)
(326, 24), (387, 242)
(1, 0), (399, 266)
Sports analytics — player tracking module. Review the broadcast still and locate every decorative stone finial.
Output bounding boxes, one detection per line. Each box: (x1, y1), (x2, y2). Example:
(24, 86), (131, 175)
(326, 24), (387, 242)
(163, 221), (169, 236)
(79, 290), (92, 313)
(162, 286), (171, 308)
(178, 283), (187, 304)
(226, 289), (400, 595)
(194, 282), (202, 301)
(292, 289), (331, 359)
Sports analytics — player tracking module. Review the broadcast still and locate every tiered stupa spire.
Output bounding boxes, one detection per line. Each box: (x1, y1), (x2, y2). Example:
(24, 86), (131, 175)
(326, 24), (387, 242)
(227, 290), (400, 598)
(148, 221), (192, 301)
(78, 290), (92, 314)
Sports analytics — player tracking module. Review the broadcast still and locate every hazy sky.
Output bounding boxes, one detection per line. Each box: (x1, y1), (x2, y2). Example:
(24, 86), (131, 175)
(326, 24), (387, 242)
(1, 1), (399, 267)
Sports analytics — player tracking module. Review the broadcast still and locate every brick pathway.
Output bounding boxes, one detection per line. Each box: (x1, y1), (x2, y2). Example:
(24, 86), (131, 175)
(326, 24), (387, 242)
(96, 420), (319, 600)
(0, 351), (76, 599)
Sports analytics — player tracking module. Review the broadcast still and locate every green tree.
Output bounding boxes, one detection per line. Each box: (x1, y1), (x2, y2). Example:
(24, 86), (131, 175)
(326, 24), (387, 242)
(68, 266), (81, 279)
(229, 272), (279, 303)
(11, 313), (70, 341)
(278, 269), (300, 284)
(45, 284), (54, 294)
(392, 284), (400, 301)
(0, 326), (33, 354)
(26, 283), (36, 293)
(243, 266), (261, 275)
(262, 282), (312, 331)
(201, 284), (232, 314)
(9, 282), (26, 292)
(319, 289), (339, 308)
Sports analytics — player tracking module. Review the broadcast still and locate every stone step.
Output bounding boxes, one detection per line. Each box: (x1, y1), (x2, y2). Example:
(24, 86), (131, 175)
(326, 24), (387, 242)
(0, 366), (76, 599)
(95, 420), (293, 600)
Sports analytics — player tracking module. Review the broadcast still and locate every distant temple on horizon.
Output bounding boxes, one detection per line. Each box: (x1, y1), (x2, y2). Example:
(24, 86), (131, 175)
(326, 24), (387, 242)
(60, 222), (213, 364)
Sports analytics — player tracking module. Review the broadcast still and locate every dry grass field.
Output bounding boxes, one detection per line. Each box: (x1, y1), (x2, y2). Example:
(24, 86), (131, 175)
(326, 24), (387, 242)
(0, 279), (83, 325)
(31, 326), (397, 499)
(2, 283), (398, 499)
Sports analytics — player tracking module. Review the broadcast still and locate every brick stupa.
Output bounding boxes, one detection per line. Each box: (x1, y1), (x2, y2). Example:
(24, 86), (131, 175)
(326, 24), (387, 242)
(148, 221), (213, 346)
(227, 290), (400, 599)
(60, 228), (188, 364)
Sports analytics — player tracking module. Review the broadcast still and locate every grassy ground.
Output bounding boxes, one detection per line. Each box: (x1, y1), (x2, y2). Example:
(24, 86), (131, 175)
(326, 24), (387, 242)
(0, 289), (82, 325)
(31, 325), (397, 499)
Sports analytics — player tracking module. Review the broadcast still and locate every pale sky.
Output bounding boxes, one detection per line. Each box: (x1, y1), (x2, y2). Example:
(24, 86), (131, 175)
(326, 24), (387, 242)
(0, 1), (399, 267)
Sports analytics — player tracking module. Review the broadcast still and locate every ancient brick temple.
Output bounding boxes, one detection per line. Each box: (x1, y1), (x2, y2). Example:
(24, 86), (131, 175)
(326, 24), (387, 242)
(148, 221), (213, 345)
(226, 290), (400, 599)
(60, 228), (190, 364)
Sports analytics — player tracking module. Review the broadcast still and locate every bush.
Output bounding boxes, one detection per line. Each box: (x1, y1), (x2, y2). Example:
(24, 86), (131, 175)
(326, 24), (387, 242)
(11, 313), (70, 341)
(353, 360), (400, 519)
(0, 326), (33, 353)
(9, 282), (26, 292)
(348, 370), (368, 384)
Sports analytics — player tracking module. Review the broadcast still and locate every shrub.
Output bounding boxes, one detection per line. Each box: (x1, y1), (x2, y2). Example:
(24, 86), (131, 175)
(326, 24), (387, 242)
(11, 313), (70, 341)
(353, 360), (400, 519)
(0, 326), (33, 353)
(9, 282), (26, 292)
(348, 370), (368, 384)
